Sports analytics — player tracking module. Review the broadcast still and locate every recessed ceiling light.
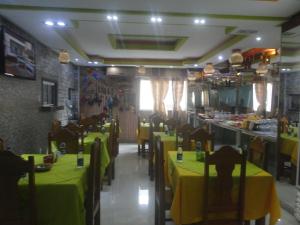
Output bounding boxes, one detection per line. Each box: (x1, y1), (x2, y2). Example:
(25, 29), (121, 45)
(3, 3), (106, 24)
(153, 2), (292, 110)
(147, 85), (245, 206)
(287, 68), (291, 71)
(218, 55), (223, 60)
(112, 15), (118, 21)
(151, 16), (162, 23)
(256, 36), (262, 42)
(45, 20), (54, 26)
(281, 68), (286, 71)
(75, 58), (79, 62)
(57, 21), (66, 27)
(169, 66), (174, 68)
(93, 61), (98, 65)
(88, 61), (92, 64)
(194, 64), (198, 67)
(200, 19), (206, 24)
(107, 15), (112, 20)
(111, 64), (115, 67)
(194, 19), (200, 24)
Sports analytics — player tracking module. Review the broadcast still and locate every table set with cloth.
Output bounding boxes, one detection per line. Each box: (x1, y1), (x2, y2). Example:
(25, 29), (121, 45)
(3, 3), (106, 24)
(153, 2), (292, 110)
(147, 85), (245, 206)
(167, 151), (281, 225)
(280, 133), (298, 166)
(19, 154), (91, 225)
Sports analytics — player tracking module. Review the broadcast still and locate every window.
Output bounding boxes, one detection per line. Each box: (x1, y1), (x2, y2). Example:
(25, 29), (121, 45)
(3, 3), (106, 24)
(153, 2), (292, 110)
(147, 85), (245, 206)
(139, 79), (187, 111)
(42, 79), (57, 106)
(252, 83), (272, 112)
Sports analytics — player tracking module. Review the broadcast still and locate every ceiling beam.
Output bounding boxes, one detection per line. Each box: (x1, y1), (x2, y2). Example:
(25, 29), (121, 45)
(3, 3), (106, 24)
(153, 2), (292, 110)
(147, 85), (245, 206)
(282, 11), (300, 33)
(194, 34), (248, 64)
(0, 4), (287, 22)
(54, 30), (91, 61)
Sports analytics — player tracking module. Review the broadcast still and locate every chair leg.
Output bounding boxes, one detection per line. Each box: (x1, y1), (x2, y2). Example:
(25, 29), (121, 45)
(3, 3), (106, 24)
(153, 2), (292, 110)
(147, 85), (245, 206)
(149, 152), (154, 181)
(142, 141), (146, 158)
(138, 144), (141, 155)
(255, 217), (265, 225)
(107, 164), (112, 186)
(112, 161), (115, 180)
(95, 207), (100, 225)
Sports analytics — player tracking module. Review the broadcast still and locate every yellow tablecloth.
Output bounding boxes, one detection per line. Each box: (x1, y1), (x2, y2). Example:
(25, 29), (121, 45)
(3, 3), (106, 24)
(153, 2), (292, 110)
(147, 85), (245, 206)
(167, 151), (281, 225)
(280, 133), (298, 166)
(137, 123), (164, 144)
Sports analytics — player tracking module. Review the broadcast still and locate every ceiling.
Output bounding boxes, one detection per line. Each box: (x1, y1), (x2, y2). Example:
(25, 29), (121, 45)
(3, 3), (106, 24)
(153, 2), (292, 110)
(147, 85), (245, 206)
(0, 0), (299, 67)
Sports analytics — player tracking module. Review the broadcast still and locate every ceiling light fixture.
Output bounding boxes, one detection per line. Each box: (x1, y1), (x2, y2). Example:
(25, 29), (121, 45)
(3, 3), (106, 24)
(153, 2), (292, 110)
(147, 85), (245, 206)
(75, 58), (79, 62)
(256, 36), (262, 42)
(218, 55), (223, 60)
(229, 49), (244, 67)
(151, 16), (162, 23)
(194, 19), (200, 24)
(111, 64), (115, 67)
(194, 64), (198, 67)
(107, 14), (118, 21)
(45, 20), (54, 26)
(200, 19), (206, 24)
(93, 61), (99, 65)
(57, 21), (66, 27)
(88, 61), (92, 64)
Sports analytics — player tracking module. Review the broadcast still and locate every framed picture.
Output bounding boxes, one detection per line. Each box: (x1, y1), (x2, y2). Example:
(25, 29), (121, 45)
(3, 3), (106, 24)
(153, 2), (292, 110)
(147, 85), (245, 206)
(0, 27), (36, 80)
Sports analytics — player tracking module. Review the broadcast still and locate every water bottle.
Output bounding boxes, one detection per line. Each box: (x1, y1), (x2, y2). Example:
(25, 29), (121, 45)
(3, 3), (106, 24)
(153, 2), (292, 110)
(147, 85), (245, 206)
(196, 141), (202, 161)
(77, 146), (84, 168)
(176, 147), (183, 162)
(59, 142), (66, 155)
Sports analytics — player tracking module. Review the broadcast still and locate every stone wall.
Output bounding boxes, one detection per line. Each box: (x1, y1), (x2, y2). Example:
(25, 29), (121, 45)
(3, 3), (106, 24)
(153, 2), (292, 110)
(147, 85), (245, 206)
(0, 16), (79, 153)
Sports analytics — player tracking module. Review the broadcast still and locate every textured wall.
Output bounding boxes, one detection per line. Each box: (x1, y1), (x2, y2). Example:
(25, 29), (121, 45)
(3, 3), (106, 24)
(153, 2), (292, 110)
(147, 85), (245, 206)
(0, 16), (79, 153)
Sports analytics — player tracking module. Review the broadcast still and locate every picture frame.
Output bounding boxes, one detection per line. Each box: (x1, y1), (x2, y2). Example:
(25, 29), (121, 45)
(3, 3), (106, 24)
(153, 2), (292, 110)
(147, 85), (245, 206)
(0, 26), (36, 80)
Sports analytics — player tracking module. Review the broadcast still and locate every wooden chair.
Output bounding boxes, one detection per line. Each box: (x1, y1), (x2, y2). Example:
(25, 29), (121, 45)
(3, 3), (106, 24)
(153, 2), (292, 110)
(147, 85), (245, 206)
(0, 138), (4, 151)
(203, 146), (246, 225)
(48, 128), (82, 154)
(86, 138), (101, 225)
(51, 119), (61, 134)
(189, 128), (215, 152)
(115, 117), (120, 156)
(154, 136), (172, 225)
(64, 122), (84, 143)
(164, 118), (178, 131)
(248, 137), (267, 169)
(137, 116), (150, 155)
(176, 124), (195, 151)
(0, 151), (37, 225)
(149, 115), (165, 180)
(106, 122), (116, 185)
(80, 116), (98, 132)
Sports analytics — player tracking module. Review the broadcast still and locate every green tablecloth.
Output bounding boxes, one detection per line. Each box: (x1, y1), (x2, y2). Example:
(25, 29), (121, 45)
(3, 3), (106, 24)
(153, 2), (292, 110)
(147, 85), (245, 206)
(83, 132), (110, 176)
(20, 154), (89, 225)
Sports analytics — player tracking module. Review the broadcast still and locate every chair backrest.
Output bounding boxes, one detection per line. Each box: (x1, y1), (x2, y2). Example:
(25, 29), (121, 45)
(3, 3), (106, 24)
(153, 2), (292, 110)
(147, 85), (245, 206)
(280, 116), (288, 133)
(176, 124), (195, 151)
(151, 115), (164, 132)
(0, 151), (37, 225)
(0, 138), (4, 151)
(64, 122), (84, 140)
(248, 137), (266, 169)
(203, 146), (246, 224)
(165, 118), (178, 131)
(48, 128), (81, 154)
(80, 116), (98, 132)
(154, 136), (166, 225)
(189, 128), (214, 152)
(86, 137), (101, 225)
(51, 119), (61, 134)
(108, 122), (117, 158)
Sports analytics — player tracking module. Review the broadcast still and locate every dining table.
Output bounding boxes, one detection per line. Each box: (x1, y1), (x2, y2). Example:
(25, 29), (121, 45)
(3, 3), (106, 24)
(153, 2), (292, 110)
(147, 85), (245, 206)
(20, 154), (90, 225)
(280, 133), (298, 166)
(167, 151), (281, 225)
(82, 132), (111, 176)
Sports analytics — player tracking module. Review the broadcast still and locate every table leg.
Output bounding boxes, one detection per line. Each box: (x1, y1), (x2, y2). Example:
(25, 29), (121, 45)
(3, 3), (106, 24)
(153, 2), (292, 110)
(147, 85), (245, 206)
(255, 217), (265, 225)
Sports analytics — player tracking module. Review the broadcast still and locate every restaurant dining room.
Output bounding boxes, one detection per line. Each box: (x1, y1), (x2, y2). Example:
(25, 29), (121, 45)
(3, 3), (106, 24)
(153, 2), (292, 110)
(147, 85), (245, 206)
(1, 1), (300, 225)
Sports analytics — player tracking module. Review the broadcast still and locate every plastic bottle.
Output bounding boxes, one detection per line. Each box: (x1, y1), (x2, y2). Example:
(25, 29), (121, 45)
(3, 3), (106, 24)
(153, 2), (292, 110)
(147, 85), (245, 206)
(176, 147), (183, 162)
(77, 147), (84, 168)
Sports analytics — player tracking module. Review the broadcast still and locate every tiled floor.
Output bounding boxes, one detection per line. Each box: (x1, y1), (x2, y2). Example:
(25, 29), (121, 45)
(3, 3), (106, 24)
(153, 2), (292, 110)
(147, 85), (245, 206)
(101, 144), (299, 225)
